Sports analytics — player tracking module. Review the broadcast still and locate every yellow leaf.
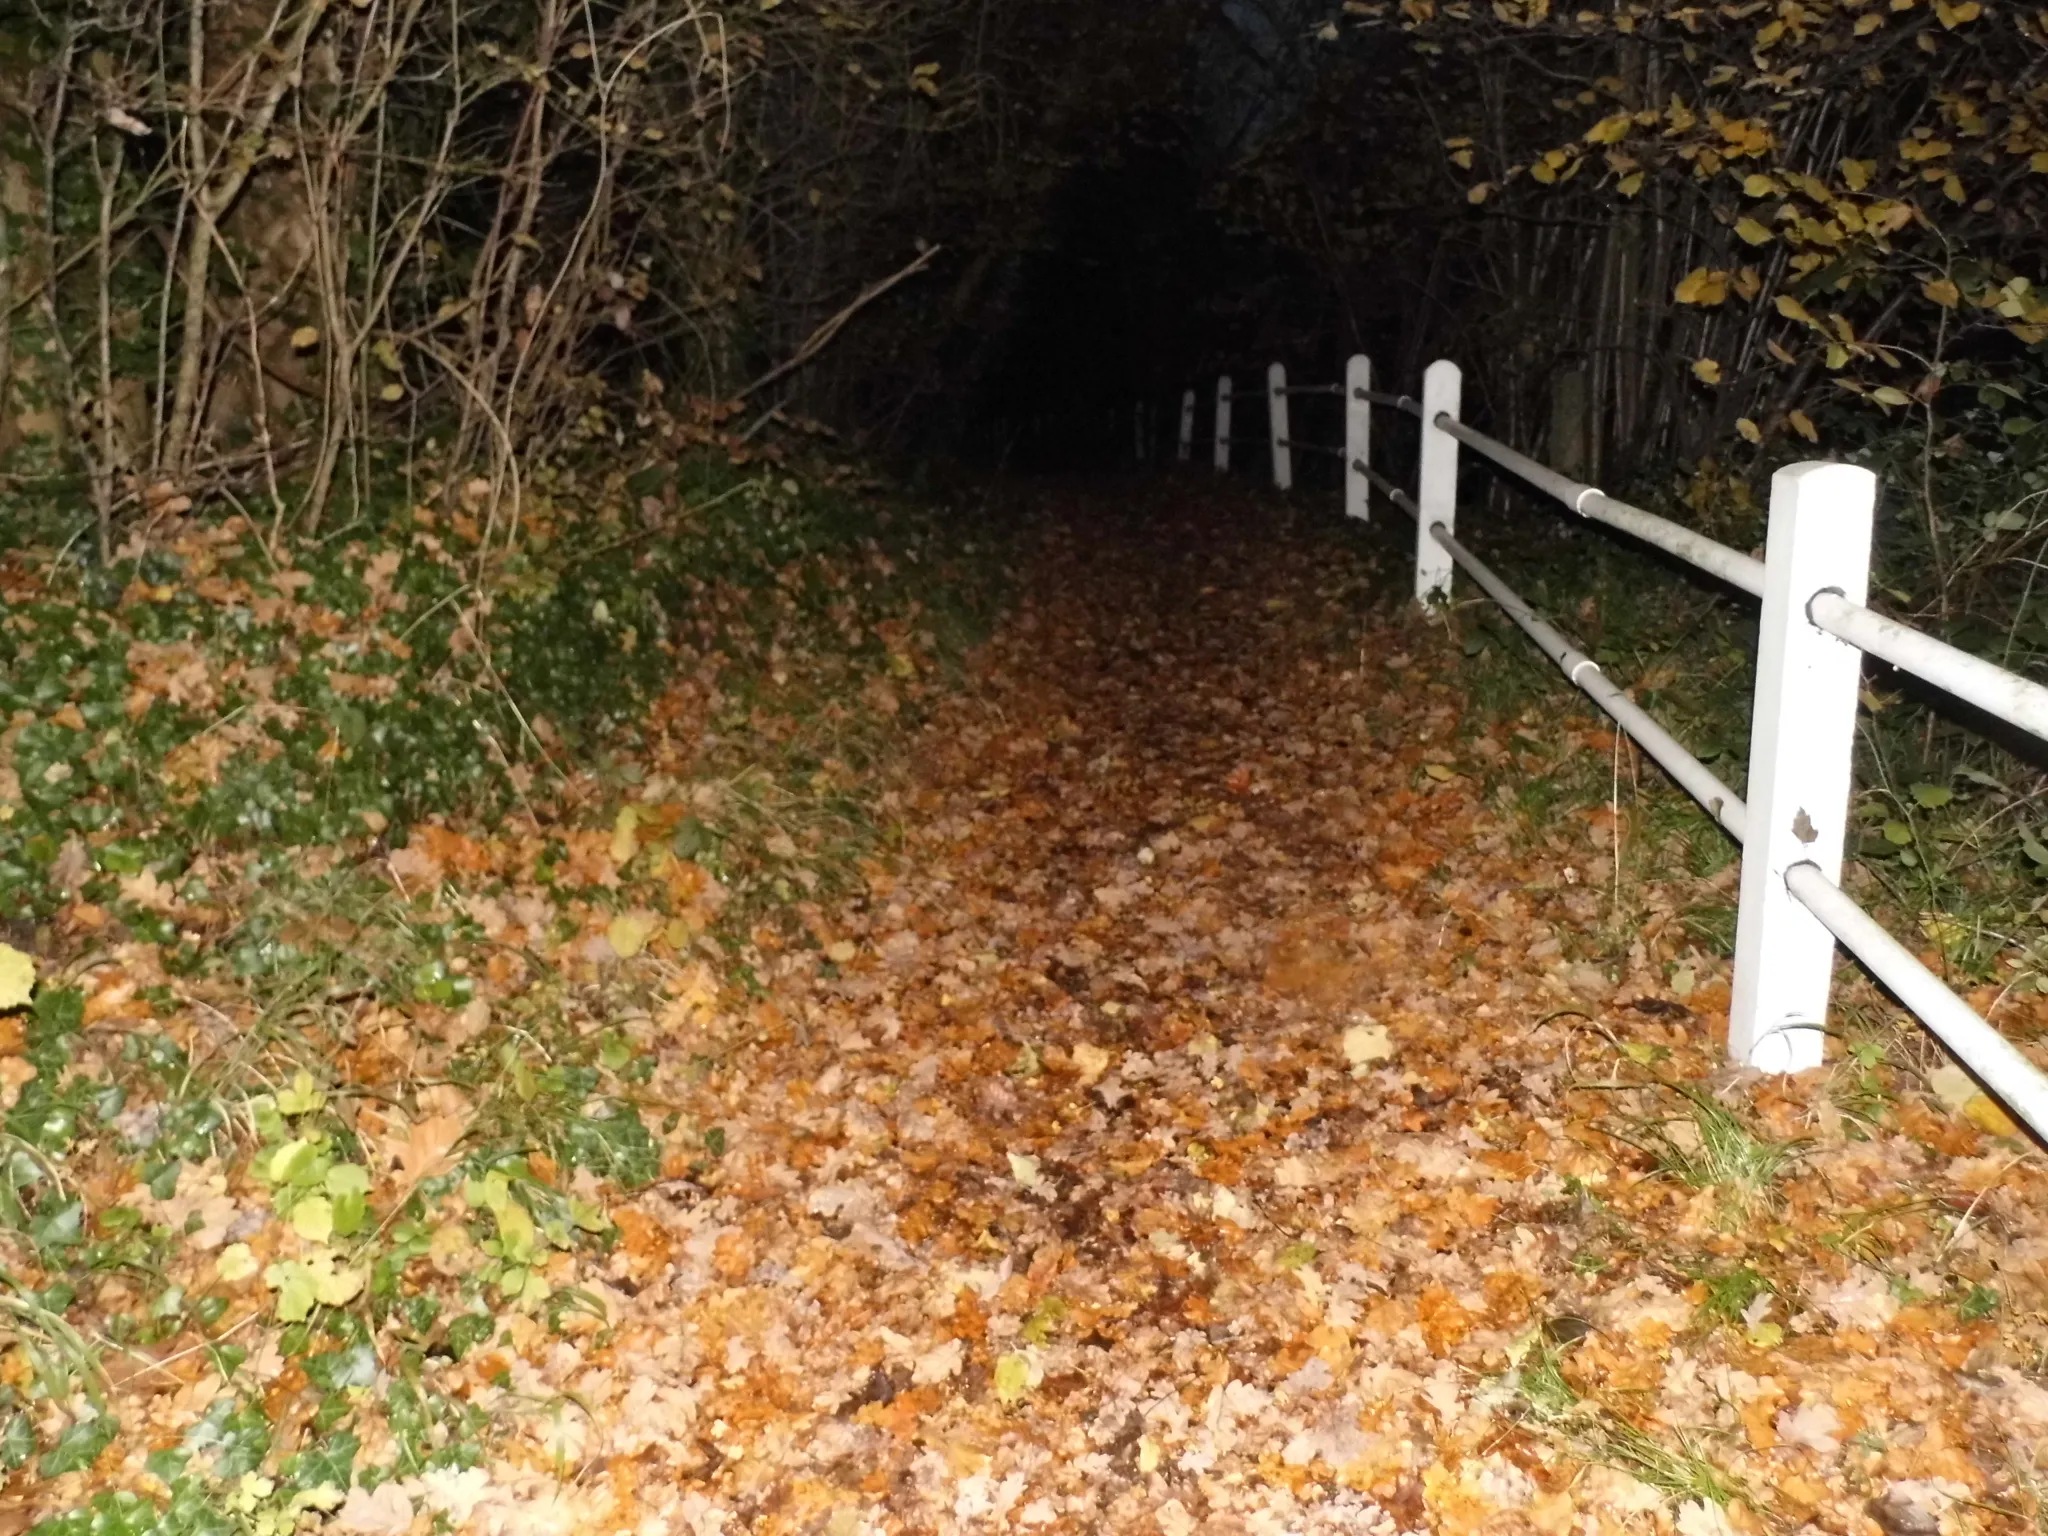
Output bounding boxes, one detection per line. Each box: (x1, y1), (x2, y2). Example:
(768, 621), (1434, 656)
(1733, 266), (1763, 300)
(610, 806), (641, 866)
(1584, 112), (1633, 144)
(1742, 173), (1779, 197)
(1692, 358), (1723, 384)
(994, 1353), (1034, 1405)
(1468, 182), (1494, 204)
(2033, 151), (2048, 173)
(0, 943), (32, 1011)
(1923, 277), (1961, 307)
(1942, 173), (1965, 202)
(1674, 267), (1729, 305)
(1617, 171), (1645, 196)
(607, 912), (655, 959)
(1776, 293), (1815, 324)
(1767, 339), (1798, 365)
(1450, 148), (1474, 169)
(1827, 342), (1850, 369)
(1531, 159), (1557, 184)
(1870, 385), (1912, 406)
(1854, 10), (1883, 30)
(290, 325), (321, 351)
(1963, 1092), (2019, 1137)
(1735, 217), (1773, 245)
(1840, 158), (1873, 191)
(1736, 417), (1762, 443)
(1934, 0), (1980, 23)
(378, 382), (406, 402)
(1789, 409), (1818, 442)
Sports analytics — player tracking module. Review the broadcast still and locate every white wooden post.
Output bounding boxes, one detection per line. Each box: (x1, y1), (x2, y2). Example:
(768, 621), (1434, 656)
(1268, 362), (1293, 491)
(1178, 389), (1195, 463)
(1344, 354), (1371, 523)
(1730, 461), (1876, 1073)
(1414, 359), (1462, 603)
(1213, 375), (1232, 473)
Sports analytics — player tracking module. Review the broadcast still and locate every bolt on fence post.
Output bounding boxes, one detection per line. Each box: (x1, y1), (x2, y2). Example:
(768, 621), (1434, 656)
(1268, 362), (1292, 491)
(1730, 461), (1877, 1074)
(1214, 375), (1232, 473)
(1178, 389), (1195, 463)
(1345, 354), (1371, 523)
(1414, 359), (1462, 604)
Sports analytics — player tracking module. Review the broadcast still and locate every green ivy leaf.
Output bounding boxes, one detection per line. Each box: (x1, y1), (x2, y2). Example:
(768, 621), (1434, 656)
(39, 1412), (117, 1476)
(290, 1196), (335, 1244)
(266, 1262), (319, 1323)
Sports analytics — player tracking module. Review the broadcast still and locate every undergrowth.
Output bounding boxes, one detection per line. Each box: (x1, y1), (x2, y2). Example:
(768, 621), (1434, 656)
(0, 441), (1003, 1529)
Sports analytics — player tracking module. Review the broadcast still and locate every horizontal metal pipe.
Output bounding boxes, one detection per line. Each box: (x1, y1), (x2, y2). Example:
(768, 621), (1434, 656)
(1275, 438), (1345, 456)
(1357, 461), (1419, 516)
(1426, 523), (1749, 843)
(1354, 389), (1420, 415)
(1785, 862), (2048, 1141)
(1808, 591), (2048, 744)
(1360, 455), (1745, 836)
(1272, 384), (1344, 396)
(1435, 415), (1766, 599)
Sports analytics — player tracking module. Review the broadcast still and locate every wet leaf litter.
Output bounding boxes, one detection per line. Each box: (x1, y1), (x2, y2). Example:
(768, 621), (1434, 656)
(20, 483), (2048, 1536)
(547, 486), (2045, 1534)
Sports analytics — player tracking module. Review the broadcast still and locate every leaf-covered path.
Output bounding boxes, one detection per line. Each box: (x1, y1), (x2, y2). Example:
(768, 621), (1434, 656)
(47, 482), (2046, 1536)
(530, 484), (2047, 1536)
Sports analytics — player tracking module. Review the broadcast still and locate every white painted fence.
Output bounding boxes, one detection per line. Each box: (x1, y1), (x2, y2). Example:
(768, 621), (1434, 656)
(1171, 356), (2048, 1140)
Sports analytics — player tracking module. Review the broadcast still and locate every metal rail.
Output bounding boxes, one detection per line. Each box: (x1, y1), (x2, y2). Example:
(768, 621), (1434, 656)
(1428, 409), (2048, 746)
(1435, 415), (1767, 599)
(1809, 591), (2048, 743)
(1426, 520), (1751, 842)
(1354, 388), (1417, 412)
(1275, 438), (1345, 457)
(1361, 452), (1753, 843)
(1272, 383), (1345, 396)
(1786, 863), (2048, 1138)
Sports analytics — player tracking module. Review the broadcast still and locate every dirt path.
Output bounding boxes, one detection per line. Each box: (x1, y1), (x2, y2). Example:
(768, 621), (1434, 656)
(505, 484), (2045, 1536)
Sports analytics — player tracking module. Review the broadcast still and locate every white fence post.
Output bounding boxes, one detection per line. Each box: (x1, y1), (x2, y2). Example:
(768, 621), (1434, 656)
(1414, 359), (1462, 603)
(1214, 375), (1232, 473)
(1345, 354), (1371, 523)
(1178, 389), (1195, 463)
(1268, 362), (1292, 491)
(1730, 461), (1876, 1073)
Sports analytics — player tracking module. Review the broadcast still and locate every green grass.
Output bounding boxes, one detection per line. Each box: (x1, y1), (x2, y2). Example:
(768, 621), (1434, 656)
(1503, 1327), (1749, 1510)
(1596, 1075), (1807, 1215)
